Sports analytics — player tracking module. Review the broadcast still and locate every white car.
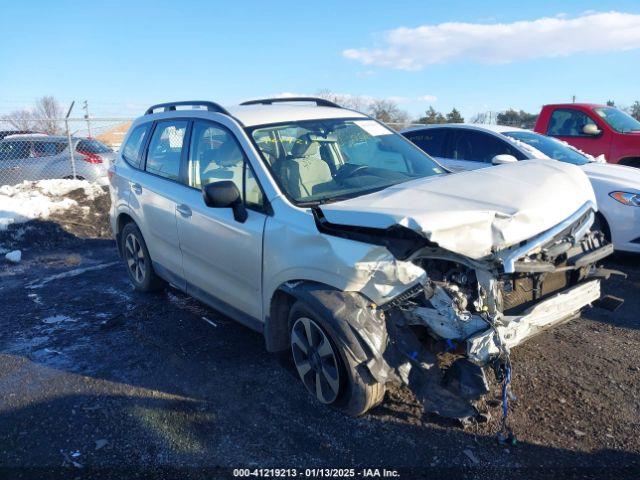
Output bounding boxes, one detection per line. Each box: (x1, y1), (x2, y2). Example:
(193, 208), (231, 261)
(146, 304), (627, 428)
(109, 99), (611, 421)
(403, 124), (640, 253)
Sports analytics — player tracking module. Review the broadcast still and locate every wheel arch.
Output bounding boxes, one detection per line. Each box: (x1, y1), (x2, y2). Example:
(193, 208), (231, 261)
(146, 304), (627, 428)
(265, 281), (382, 363)
(115, 212), (137, 256)
(617, 157), (640, 168)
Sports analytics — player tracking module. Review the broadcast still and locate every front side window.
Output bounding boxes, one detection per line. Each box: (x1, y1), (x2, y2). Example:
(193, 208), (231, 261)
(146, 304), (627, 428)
(547, 109), (597, 137)
(249, 118), (444, 204)
(594, 107), (640, 133)
(450, 130), (522, 162)
(122, 124), (151, 168)
(145, 120), (187, 181)
(0, 141), (29, 160)
(189, 121), (264, 209)
(403, 128), (448, 157)
(504, 131), (589, 165)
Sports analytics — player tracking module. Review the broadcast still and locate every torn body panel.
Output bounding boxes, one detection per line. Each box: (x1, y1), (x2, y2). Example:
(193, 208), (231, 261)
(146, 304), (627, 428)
(304, 198), (612, 420)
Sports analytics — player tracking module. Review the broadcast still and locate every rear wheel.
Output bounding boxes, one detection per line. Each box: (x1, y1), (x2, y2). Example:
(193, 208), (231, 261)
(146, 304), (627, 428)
(288, 301), (385, 416)
(121, 223), (164, 292)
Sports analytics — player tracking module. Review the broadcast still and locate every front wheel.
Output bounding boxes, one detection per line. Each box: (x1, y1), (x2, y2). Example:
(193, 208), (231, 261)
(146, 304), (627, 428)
(288, 301), (385, 416)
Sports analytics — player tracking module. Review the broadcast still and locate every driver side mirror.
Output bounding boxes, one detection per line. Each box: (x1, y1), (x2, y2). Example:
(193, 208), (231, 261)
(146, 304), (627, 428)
(582, 124), (601, 136)
(202, 181), (247, 223)
(491, 154), (518, 165)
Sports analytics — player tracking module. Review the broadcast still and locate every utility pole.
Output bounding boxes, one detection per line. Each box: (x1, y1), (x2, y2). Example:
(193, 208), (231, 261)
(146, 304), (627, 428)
(82, 100), (92, 138)
(572, 95), (576, 103)
(65, 101), (77, 179)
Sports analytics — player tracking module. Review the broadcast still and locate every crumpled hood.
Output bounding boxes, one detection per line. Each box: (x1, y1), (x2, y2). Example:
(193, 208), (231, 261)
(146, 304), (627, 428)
(320, 160), (596, 259)
(580, 162), (640, 191)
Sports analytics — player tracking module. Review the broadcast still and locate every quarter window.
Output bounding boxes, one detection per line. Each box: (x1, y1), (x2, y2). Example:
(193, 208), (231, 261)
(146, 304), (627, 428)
(188, 121), (264, 209)
(122, 124), (151, 168)
(145, 120), (187, 181)
(547, 109), (597, 137)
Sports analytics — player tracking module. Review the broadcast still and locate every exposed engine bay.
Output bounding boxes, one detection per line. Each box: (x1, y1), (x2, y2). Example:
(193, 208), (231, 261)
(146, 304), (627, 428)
(310, 203), (618, 425)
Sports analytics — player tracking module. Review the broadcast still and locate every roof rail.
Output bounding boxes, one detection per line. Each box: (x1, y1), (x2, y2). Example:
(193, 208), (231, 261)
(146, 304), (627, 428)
(240, 97), (341, 108)
(144, 101), (231, 116)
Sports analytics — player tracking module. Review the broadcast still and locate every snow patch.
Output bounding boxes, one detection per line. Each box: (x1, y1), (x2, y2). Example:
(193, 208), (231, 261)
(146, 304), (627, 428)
(42, 314), (77, 324)
(0, 179), (104, 231)
(4, 250), (21, 263)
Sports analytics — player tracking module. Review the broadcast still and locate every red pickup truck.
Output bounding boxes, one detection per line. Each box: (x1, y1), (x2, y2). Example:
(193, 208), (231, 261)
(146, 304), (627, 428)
(534, 103), (640, 167)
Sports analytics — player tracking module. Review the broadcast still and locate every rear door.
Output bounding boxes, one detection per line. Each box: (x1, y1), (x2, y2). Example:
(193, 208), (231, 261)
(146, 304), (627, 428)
(128, 119), (188, 288)
(175, 119), (267, 325)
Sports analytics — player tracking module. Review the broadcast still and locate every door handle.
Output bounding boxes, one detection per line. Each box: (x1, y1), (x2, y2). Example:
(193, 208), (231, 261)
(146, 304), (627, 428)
(131, 182), (142, 194)
(176, 204), (192, 217)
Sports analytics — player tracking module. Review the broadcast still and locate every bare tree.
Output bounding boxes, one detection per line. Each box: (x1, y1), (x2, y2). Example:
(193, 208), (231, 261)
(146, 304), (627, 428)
(368, 99), (409, 126)
(1, 109), (35, 130)
(315, 89), (369, 113)
(33, 96), (62, 134)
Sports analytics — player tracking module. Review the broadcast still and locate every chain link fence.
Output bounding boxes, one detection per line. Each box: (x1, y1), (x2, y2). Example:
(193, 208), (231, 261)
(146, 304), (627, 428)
(0, 118), (132, 187)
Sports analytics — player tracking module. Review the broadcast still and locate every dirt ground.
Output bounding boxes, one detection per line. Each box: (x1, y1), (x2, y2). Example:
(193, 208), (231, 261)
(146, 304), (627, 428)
(0, 188), (638, 479)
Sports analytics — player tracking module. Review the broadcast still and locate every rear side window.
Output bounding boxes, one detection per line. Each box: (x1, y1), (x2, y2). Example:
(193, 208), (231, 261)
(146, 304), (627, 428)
(450, 130), (523, 162)
(145, 120), (187, 181)
(33, 141), (65, 157)
(122, 124), (151, 168)
(403, 128), (448, 157)
(77, 139), (111, 154)
(547, 109), (597, 137)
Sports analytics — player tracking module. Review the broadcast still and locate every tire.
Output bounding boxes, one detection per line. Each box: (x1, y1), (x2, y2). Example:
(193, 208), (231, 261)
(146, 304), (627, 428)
(121, 222), (164, 292)
(288, 300), (385, 417)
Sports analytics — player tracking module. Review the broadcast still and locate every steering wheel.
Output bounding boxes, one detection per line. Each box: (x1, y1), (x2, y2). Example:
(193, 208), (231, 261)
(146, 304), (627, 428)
(334, 163), (370, 181)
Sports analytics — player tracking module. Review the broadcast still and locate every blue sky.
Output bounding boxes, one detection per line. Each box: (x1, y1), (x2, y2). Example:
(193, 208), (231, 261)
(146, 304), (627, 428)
(1, 0), (640, 120)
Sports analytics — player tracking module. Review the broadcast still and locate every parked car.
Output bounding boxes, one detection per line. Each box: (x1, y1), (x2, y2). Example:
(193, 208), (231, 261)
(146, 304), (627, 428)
(0, 135), (115, 185)
(109, 99), (611, 420)
(534, 103), (640, 166)
(402, 124), (640, 253)
(0, 130), (35, 140)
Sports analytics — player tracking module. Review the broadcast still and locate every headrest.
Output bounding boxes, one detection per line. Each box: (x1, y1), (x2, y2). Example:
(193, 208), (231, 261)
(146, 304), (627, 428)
(290, 134), (320, 157)
(201, 140), (243, 167)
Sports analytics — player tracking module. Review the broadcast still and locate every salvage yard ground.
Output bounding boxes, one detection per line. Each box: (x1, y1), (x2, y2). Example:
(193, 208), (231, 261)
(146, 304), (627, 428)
(0, 184), (638, 477)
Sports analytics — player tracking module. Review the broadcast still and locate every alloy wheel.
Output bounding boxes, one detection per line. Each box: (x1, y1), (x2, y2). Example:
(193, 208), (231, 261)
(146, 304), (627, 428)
(124, 233), (146, 284)
(291, 317), (341, 404)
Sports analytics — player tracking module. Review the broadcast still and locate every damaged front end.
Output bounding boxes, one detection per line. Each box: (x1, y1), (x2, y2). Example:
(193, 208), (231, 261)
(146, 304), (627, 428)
(315, 201), (615, 421)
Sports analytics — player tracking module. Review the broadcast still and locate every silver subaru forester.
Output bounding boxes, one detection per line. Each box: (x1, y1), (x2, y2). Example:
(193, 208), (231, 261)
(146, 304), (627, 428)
(109, 98), (611, 420)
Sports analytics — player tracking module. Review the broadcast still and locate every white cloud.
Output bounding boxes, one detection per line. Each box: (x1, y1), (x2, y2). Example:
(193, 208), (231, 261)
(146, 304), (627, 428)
(343, 11), (640, 70)
(418, 95), (438, 102)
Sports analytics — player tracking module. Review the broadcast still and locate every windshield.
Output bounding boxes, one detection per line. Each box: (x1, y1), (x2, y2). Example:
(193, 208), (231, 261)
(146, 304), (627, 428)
(504, 131), (590, 166)
(248, 118), (445, 204)
(594, 107), (640, 133)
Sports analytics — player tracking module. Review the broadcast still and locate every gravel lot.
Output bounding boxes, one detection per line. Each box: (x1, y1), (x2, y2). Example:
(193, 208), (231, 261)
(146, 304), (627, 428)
(0, 187), (638, 479)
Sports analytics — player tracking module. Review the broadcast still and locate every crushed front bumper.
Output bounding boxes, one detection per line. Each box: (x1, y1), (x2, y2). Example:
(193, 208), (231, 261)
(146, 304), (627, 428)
(466, 279), (601, 364)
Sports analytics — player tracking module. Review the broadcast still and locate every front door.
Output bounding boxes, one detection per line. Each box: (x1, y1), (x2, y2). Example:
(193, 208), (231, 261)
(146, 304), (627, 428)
(545, 108), (612, 159)
(176, 120), (267, 323)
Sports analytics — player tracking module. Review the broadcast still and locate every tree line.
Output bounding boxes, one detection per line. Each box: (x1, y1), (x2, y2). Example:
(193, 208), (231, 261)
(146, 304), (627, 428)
(3, 94), (640, 134)
(1, 96), (63, 135)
